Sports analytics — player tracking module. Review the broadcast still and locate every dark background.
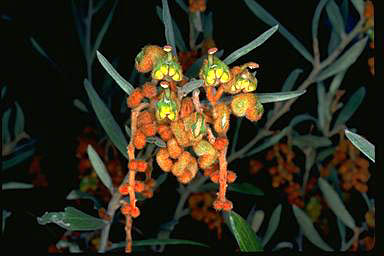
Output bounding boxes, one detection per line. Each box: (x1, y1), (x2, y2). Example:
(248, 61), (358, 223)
(1, 0), (378, 253)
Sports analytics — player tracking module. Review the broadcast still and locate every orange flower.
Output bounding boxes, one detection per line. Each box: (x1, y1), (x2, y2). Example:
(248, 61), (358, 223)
(133, 130), (146, 149)
(157, 124), (173, 141)
(127, 89), (144, 108)
(142, 82), (157, 98)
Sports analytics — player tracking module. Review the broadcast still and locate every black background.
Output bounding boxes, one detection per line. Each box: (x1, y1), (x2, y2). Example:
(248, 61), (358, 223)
(1, 0), (379, 253)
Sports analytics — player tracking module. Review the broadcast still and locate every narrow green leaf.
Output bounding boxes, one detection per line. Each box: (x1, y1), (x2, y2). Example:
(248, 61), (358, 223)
(318, 177), (356, 229)
(227, 211), (263, 251)
(30, 37), (54, 64)
(87, 145), (114, 193)
(203, 12), (213, 39)
(175, 0), (189, 13)
(272, 242), (293, 251)
(14, 102), (25, 136)
(2, 182), (33, 190)
(2, 147), (36, 170)
(66, 190), (102, 210)
(154, 173), (168, 190)
(229, 182), (264, 196)
(243, 0), (313, 63)
(2, 209), (11, 233)
(146, 136), (167, 148)
(186, 49), (224, 78)
(316, 146), (336, 162)
(334, 87), (365, 127)
(250, 210), (264, 233)
(289, 113), (317, 128)
(37, 207), (106, 231)
(292, 205), (333, 251)
(312, 0), (330, 39)
(1, 86), (6, 99)
(317, 82), (327, 131)
(329, 71), (346, 97)
(84, 79), (128, 159)
(328, 29), (341, 55)
(292, 135), (332, 149)
(178, 79), (204, 97)
(92, 0), (109, 14)
(326, 0), (345, 36)
(337, 217), (346, 249)
(258, 89), (306, 104)
(245, 127), (290, 157)
(2, 109), (11, 145)
(350, 0), (364, 16)
(223, 25), (279, 65)
(340, 0), (349, 24)
(108, 238), (208, 251)
(156, 6), (187, 52)
(316, 37), (368, 81)
(162, 0), (177, 56)
(73, 99), (88, 112)
(345, 129), (374, 162)
(71, 0), (85, 51)
(231, 117), (243, 154)
(96, 51), (134, 95)
(281, 69), (303, 92)
(262, 204), (282, 246)
(90, 0), (118, 65)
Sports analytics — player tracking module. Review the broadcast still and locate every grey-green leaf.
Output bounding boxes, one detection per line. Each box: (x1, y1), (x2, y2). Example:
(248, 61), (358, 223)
(66, 190), (102, 210)
(87, 145), (114, 193)
(281, 69), (303, 92)
(203, 12), (213, 39)
(292, 205), (333, 251)
(243, 0), (313, 63)
(2, 147), (36, 171)
(262, 204), (282, 246)
(258, 89), (306, 104)
(316, 146), (336, 162)
(223, 25), (279, 65)
(345, 129), (374, 162)
(292, 135), (332, 149)
(156, 6), (187, 52)
(30, 37), (55, 65)
(146, 136), (167, 148)
(73, 99), (88, 112)
(318, 177), (356, 229)
(350, 0), (364, 16)
(108, 239), (208, 251)
(178, 79), (204, 97)
(289, 113), (317, 128)
(90, 0), (118, 64)
(326, 0), (345, 36)
(1, 86), (7, 99)
(14, 103), (25, 136)
(175, 0), (189, 13)
(328, 29), (341, 55)
(312, 0), (331, 39)
(2, 109), (11, 145)
(245, 127), (290, 157)
(227, 211), (263, 251)
(96, 51), (134, 95)
(328, 71), (346, 97)
(316, 37), (368, 81)
(37, 207), (106, 231)
(337, 217), (346, 249)
(334, 87), (365, 127)
(162, 0), (177, 56)
(84, 79), (128, 159)
(317, 82), (328, 131)
(229, 182), (264, 196)
(2, 182), (33, 190)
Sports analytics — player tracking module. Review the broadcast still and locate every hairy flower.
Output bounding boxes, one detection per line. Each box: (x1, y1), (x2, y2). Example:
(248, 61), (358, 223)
(135, 45), (166, 73)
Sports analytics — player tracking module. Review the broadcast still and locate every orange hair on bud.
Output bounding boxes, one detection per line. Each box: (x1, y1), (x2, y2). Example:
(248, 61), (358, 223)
(142, 82), (157, 99)
(137, 111), (154, 127)
(157, 124), (173, 141)
(133, 130), (146, 149)
(167, 138), (184, 159)
(141, 123), (157, 137)
(213, 137), (228, 151)
(179, 97), (195, 119)
(156, 148), (173, 172)
(127, 89), (144, 108)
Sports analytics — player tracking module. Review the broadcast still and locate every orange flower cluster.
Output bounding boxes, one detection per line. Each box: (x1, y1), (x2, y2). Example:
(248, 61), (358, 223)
(188, 192), (224, 239)
(189, 0), (206, 12)
(249, 159), (263, 175)
(322, 137), (370, 193)
(284, 183), (304, 208)
(266, 143), (299, 188)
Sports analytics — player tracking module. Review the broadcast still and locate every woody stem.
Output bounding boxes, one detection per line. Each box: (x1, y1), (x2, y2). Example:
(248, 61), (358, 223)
(218, 142), (228, 202)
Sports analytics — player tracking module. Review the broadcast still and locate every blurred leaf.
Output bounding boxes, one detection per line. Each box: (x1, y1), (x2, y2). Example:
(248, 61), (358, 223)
(312, 0), (330, 40)
(316, 146), (336, 162)
(229, 182), (264, 196)
(92, 0), (109, 14)
(317, 82), (328, 131)
(146, 136), (167, 148)
(90, 0), (118, 65)
(66, 190), (102, 210)
(328, 29), (340, 55)
(223, 25), (279, 65)
(292, 135), (332, 149)
(251, 210), (264, 233)
(37, 207), (107, 231)
(186, 49), (224, 78)
(227, 211), (263, 251)
(175, 0), (189, 13)
(96, 51), (134, 95)
(281, 69), (303, 92)
(30, 37), (55, 65)
(2, 182), (33, 190)
(84, 79), (129, 159)
(258, 89), (306, 104)
(2, 147), (36, 171)
(334, 87), (365, 127)
(73, 99), (88, 112)
(162, 0), (177, 56)
(316, 37), (368, 81)
(345, 129), (374, 162)
(243, 0), (313, 63)
(326, 0), (345, 36)
(109, 239), (208, 251)
(289, 113), (317, 128)
(350, 0), (364, 16)
(328, 71), (346, 97)
(87, 145), (114, 193)
(154, 173), (168, 190)
(178, 79), (204, 97)
(14, 103), (24, 136)
(272, 241), (293, 251)
(71, 0), (85, 51)
(231, 117), (243, 154)
(2, 109), (11, 145)
(262, 204), (282, 246)
(292, 205), (333, 251)
(203, 12), (213, 39)
(1, 86), (6, 99)
(156, 6), (187, 52)
(340, 0), (349, 24)
(245, 127), (290, 157)
(2, 209), (11, 233)
(337, 217), (346, 249)
(318, 177), (356, 229)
